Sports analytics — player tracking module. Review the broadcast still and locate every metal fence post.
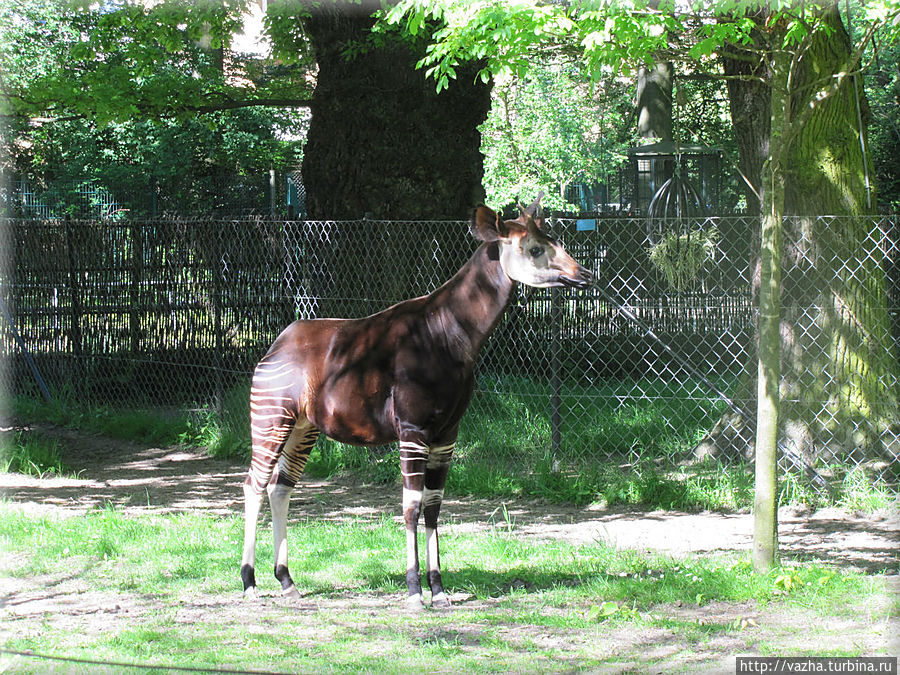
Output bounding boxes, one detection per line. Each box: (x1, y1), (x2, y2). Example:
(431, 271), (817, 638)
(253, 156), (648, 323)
(550, 286), (563, 466)
(130, 222), (143, 356)
(269, 168), (276, 217)
(64, 217), (84, 393)
(212, 230), (225, 418)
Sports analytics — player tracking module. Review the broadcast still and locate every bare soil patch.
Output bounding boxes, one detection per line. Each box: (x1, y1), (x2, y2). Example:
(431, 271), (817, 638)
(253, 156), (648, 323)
(1, 426), (898, 673)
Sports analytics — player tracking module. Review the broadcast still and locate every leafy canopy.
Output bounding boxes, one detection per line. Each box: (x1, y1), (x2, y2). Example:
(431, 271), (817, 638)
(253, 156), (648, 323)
(0, 0), (314, 124)
(382, 0), (900, 91)
(480, 62), (635, 211)
(1, 0), (309, 209)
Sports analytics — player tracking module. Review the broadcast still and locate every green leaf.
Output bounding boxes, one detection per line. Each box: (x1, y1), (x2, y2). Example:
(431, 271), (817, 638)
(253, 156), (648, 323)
(587, 600), (620, 621)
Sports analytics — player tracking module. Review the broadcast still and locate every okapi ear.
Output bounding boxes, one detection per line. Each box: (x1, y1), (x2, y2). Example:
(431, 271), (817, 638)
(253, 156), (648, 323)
(524, 192), (545, 230)
(524, 191), (544, 218)
(515, 192), (546, 231)
(470, 205), (507, 242)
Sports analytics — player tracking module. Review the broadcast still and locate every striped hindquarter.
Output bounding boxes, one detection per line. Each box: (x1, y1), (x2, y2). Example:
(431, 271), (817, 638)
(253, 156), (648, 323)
(241, 340), (460, 608)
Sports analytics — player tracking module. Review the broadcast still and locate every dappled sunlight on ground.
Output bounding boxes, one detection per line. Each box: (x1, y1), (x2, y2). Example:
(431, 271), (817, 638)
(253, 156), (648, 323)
(2, 425), (898, 574)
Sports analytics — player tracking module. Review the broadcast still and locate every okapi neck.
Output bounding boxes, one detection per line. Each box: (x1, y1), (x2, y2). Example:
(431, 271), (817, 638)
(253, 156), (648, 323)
(431, 243), (517, 359)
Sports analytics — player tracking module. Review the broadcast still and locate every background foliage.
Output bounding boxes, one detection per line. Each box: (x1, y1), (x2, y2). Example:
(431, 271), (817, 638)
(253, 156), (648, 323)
(3, 0), (899, 213)
(867, 25), (900, 212)
(480, 61), (636, 212)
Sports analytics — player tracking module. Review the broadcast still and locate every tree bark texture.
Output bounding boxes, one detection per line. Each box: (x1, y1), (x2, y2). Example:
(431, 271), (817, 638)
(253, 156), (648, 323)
(636, 62), (674, 141)
(704, 2), (898, 469)
(722, 12), (770, 215)
(778, 3), (898, 466)
(301, 6), (491, 220)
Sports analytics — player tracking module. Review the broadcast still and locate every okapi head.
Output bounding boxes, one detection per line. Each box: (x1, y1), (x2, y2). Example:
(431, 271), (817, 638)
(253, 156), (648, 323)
(471, 194), (594, 289)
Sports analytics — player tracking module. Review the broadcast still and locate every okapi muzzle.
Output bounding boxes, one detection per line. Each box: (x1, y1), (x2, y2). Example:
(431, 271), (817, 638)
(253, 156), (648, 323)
(241, 195), (594, 609)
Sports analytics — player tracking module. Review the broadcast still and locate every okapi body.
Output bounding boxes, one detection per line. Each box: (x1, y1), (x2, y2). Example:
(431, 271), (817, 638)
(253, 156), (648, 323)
(241, 199), (593, 608)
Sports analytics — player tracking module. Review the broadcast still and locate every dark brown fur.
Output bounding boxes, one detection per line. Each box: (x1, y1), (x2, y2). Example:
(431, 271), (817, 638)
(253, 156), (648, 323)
(268, 242), (512, 447)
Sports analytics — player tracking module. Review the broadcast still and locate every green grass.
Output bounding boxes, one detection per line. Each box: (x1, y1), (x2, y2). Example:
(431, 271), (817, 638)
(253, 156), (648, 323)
(178, 384), (252, 458)
(835, 467), (898, 511)
(10, 371), (898, 512)
(10, 390), (249, 459)
(462, 374), (727, 460)
(0, 431), (71, 477)
(12, 395), (192, 447)
(0, 504), (885, 606)
(0, 502), (895, 674)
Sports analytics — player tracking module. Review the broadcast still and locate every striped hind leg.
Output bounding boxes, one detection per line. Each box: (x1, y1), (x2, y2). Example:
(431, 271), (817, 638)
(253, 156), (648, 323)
(242, 405), (293, 598)
(242, 374), (319, 598)
(267, 421), (319, 597)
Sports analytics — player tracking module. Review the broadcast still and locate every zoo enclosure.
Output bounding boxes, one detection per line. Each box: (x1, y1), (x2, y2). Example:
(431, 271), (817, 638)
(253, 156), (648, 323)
(2, 215), (898, 495)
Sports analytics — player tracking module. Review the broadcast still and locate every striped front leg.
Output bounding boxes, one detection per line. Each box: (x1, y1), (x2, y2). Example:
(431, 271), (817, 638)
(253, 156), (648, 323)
(423, 442), (454, 608)
(399, 440), (454, 609)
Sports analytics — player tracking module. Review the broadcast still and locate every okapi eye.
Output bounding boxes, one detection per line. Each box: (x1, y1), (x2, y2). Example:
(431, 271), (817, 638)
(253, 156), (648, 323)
(529, 246), (544, 258)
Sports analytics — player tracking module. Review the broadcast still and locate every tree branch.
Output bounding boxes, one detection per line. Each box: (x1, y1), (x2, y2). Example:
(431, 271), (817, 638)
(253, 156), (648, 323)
(1, 96), (313, 126)
(183, 97), (313, 114)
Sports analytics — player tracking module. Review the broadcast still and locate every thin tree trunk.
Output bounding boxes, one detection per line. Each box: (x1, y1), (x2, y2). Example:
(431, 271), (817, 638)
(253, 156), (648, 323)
(754, 44), (788, 574)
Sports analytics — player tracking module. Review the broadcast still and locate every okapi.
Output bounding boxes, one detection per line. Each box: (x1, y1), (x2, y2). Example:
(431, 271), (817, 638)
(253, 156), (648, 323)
(241, 197), (593, 608)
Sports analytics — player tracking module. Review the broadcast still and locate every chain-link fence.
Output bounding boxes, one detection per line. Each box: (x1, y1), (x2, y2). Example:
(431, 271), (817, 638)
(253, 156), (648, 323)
(2, 215), (898, 496)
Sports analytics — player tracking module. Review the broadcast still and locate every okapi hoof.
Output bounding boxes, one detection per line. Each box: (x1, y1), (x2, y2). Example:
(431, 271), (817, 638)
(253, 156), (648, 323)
(243, 586), (259, 601)
(281, 585), (301, 599)
(404, 593), (425, 611)
(431, 592), (452, 609)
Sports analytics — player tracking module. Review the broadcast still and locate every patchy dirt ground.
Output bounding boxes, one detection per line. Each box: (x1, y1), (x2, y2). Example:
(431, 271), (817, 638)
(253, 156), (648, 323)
(1, 425), (898, 673)
(4, 426), (899, 573)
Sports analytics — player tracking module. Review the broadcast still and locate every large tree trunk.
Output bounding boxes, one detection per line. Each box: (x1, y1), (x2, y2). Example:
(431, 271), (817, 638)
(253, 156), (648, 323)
(301, 5), (491, 220)
(700, 3), (899, 473)
(778, 4), (898, 467)
(722, 13), (770, 216)
(635, 0), (673, 143)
